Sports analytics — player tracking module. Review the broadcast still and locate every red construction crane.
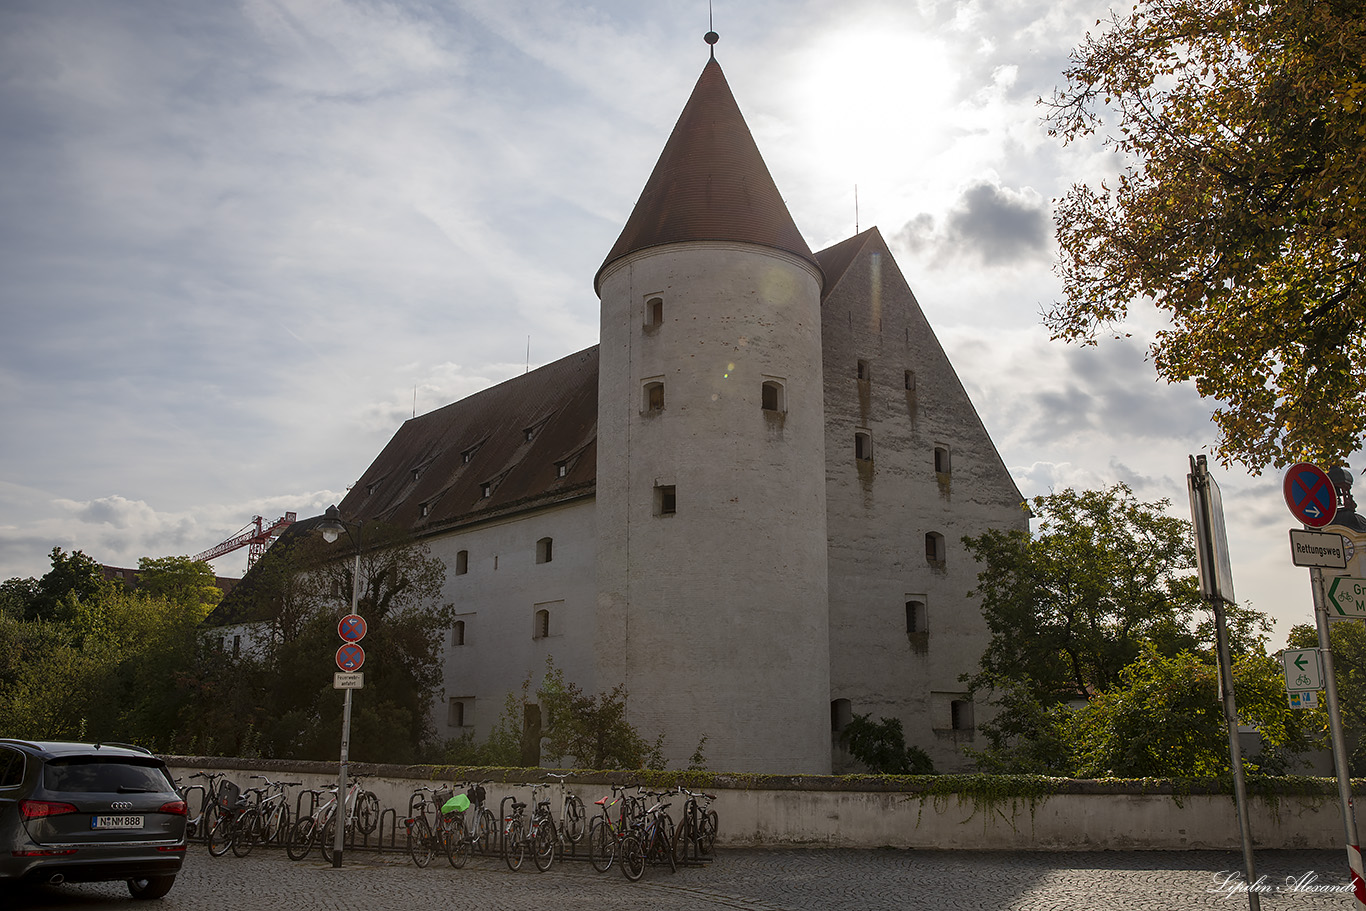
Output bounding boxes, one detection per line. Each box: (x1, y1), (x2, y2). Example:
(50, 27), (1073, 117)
(193, 512), (297, 568)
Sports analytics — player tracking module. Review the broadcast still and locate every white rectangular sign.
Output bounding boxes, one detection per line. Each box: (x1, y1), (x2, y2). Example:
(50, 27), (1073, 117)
(1327, 576), (1366, 619)
(1288, 690), (1319, 710)
(333, 672), (364, 689)
(1289, 529), (1348, 569)
(1281, 648), (1323, 691)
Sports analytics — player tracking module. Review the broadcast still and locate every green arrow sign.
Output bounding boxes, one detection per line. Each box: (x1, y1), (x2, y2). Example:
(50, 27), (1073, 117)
(1282, 648), (1323, 691)
(1327, 577), (1366, 619)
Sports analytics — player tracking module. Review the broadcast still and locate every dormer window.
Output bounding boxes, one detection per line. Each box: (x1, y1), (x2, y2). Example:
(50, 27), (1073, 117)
(420, 502), (431, 517)
(411, 467), (422, 482)
(480, 482), (492, 499)
(462, 445), (479, 464)
(555, 460), (569, 478)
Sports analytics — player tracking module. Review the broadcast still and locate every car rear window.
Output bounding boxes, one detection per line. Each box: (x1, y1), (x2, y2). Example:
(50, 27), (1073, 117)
(43, 758), (172, 794)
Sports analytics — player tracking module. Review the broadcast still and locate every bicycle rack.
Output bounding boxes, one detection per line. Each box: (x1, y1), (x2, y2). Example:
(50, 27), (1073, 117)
(375, 807), (400, 853)
(178, 785), (207, 842)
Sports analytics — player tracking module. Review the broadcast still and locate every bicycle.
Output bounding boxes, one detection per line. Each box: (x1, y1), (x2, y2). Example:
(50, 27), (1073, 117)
(405, 784), (467, 868)
(285, 787), (336, 861)
(206, 779), (255, 857)
(500, 783), (556, 872)
(587, 784), (636, 873)
(319, 777), (380, 864)
(631, 790), (676, 877)
(460, 779), (496, 854)
(672, 786), (719, 865)
(176, 771), (234, 842)
(233, 775), (299, 852)
(544, 772), (586, 850)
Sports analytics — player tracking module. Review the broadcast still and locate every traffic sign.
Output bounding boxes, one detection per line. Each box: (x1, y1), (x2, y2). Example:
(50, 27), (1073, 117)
(1284, 463), (1338, 528)
(334, 672), (364, 689)
(338, 614), (367, 642)
(1327, 577), (1366, 619)
(1289, 528), (1349, 568)
(1282, 648), (1323, 691)
(336, 642), (365, 672)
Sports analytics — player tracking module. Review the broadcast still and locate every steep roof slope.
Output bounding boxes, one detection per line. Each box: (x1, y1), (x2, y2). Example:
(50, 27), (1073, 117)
(595, 57), (820, 293)
(336, 346), (599, 534)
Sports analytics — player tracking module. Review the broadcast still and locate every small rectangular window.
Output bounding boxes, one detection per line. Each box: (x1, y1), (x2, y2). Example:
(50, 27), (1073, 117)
(645, 296), (664, 328)
(455, 550), (469, 575)
(533, 609), (550, 640)
(644, 381), (665, 412)
(555, 461), (568, 478)
(761, 380), (784, 412)
(934, 446), (951, 474)
(452, 620), (466, 646)
(857, 359), (871, 381)
(448, 698), (467, 728)
(480, 482), (492, 498)
(655, 484), (677, 516)
(951, 700), (974, 731)
(536, 537), (553, 564)
(855, 431), (873, 461)
(906, 600), (927, 634)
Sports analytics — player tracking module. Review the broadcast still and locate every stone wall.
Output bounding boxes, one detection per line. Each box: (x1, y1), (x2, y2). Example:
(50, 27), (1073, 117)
(165, 757), (1363, 852)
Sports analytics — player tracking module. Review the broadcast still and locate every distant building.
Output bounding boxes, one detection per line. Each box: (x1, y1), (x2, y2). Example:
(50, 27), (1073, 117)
(218, 48), (1026, 775)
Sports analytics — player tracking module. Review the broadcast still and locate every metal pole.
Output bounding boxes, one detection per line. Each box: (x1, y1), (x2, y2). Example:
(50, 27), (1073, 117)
(1311, 566), (1365, 906)
(1211, 593), (1261, 911)
(333, 544), (361, 868)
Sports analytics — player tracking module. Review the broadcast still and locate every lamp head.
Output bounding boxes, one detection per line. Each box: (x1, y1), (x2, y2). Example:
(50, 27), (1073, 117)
(318, 505), (344, 544)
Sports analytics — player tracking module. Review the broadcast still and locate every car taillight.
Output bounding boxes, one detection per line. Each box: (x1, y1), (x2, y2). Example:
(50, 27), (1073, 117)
(158, 800), (188, 816)
(18, 799), (79, 820)
(12, 848), (77, 857)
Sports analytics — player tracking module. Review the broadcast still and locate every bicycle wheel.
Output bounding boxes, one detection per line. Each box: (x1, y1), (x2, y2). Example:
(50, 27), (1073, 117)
(447, 829), (473, 869)
(654, 824), (676, 874)
(619, 833), (645, 882)
(319, 818), (339, 864)
(357, 791), (380, 835)
(533, 817), (556, 872)
(588, 818), (614, 873)
(503, 818), (525, 872)
(672, 813), (693, 866)
(476, 808), (496, 854)
(231, 809), (260, 858)
(564, 795), (586, 843)
(700, 809), (718, 854)
(407, 816), (433, 868)
(285, 818), (315, 861)
(207, 814), (234, 857)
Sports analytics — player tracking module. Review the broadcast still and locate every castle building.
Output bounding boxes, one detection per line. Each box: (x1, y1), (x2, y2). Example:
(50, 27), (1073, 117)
(315, 47), (1025, 774)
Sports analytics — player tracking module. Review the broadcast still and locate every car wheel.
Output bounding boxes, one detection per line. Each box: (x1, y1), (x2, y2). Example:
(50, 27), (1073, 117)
(128, 874), (176, 900)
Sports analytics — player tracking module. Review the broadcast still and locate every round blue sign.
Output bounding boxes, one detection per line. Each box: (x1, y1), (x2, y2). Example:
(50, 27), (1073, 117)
(1283, 463), (1337, 528)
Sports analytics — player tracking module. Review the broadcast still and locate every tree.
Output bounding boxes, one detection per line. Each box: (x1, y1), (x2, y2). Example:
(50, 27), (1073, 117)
(1044, 0), (1366, 470)
(839, 714), (937, 775)
(962, 485), (1203, 705)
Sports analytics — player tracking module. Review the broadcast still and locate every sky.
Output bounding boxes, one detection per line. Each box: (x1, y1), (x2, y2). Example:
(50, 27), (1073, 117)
(0, 0), (1338, 645)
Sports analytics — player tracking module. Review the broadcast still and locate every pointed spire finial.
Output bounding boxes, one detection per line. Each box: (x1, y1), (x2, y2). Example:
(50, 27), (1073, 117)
(705, 1), (718, 59)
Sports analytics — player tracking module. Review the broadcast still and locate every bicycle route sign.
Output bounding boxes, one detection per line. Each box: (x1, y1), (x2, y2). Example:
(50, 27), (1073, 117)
(1327, 576), (1366, 619)
(336, 642), (365, 672)
(338, 613), (367, 642)
(1283, 462), (1338, 528)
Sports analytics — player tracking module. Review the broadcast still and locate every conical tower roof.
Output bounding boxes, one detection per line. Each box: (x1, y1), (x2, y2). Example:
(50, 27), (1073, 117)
(594, 57), (820, 294)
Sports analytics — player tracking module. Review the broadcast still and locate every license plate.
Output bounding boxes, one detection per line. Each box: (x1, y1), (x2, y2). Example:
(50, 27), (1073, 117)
(92, 815), (143, 830)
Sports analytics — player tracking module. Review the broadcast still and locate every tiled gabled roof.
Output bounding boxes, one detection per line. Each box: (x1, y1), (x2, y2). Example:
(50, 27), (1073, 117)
(337, 346), (599, 534)
(595, 57), (820, 293)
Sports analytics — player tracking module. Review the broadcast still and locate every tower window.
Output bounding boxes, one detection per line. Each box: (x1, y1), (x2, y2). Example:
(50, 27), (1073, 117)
(830, 698), (852, 734)
(761, 380), (785, 412)
(934, 446), (951, 474)
(951, 700), (974, 731)
(452, 620), (466, 646)
(855, 431), (873, 461)
(533, 609), (550, 640)
(905, 370), (916, 391)
(455, 550), (469, 575)
(654, 484), (677, 516)
(644, 381), (665, 412)
(645, 296), (664, 328)
(857, 359), (871, 381)
(448, 698), (469, 728)
(925, 532), (945, 563)
(536, 537), (553, 564)
(906, 600), (927, 634)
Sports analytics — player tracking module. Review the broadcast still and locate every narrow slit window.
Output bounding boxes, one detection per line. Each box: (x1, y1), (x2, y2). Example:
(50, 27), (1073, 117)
(905, 370), (916, 391)
(455, 550), (469, 575)
(925, 532), (945, 563)
(934, 446), (951, 474)
(857, 359), (871, 381)
(536, 537), (553, 564)
(452, 620), (466, 646)
(533, 609), (550, 640)
(645, 296), (664, 328)
(855, 431), (873, 461)
(906, 600), (927, 634)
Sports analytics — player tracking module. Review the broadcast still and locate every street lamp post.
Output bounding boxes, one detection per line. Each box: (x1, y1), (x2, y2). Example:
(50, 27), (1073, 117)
(317, 504), (361, 869)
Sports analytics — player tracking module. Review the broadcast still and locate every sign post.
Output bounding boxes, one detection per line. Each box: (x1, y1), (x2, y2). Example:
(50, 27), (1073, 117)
(1188, 454), (1260, 911)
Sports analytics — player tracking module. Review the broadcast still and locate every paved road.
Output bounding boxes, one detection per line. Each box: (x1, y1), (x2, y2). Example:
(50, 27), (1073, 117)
(7, 846), (1358, 910)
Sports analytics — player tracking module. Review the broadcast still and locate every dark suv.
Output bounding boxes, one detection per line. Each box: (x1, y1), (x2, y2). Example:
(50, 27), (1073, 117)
(0, 739), (187, 899)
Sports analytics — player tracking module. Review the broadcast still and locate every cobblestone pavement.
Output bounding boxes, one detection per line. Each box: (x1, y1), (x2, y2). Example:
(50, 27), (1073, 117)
(7, 846), (1359, 910)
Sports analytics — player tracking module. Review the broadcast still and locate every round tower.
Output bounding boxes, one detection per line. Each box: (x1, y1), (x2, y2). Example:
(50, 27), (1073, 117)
(594, 52), (831, 774)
